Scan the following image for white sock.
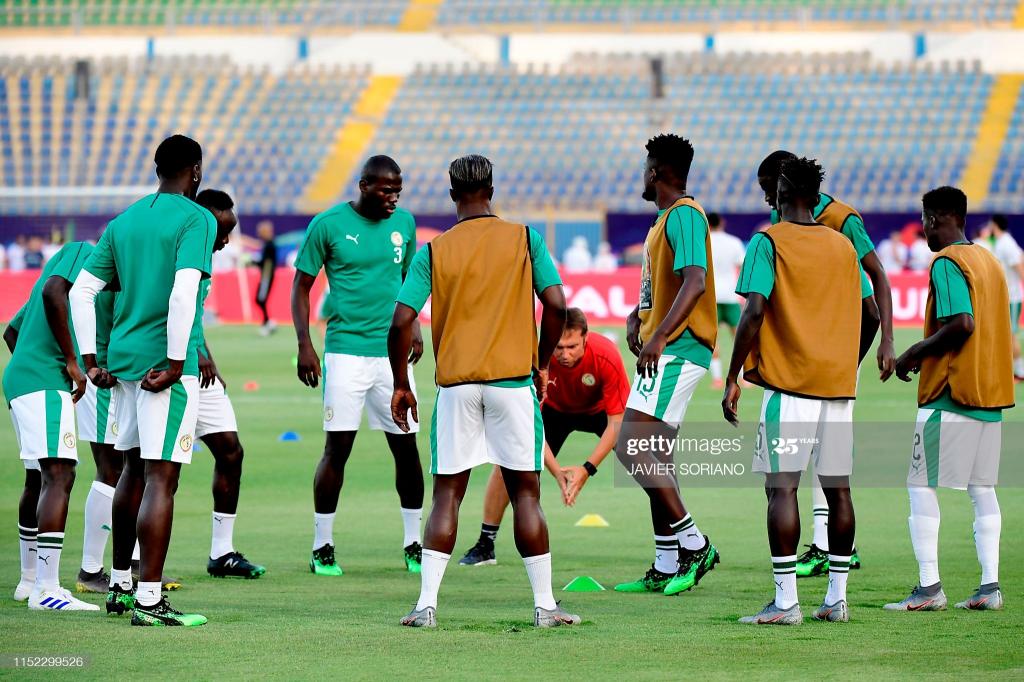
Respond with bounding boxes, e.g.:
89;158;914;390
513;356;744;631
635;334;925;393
313;512;335;551
654;535;678;574
710;358;722;381
136;581;161;607
110;567;133;590
81;481;114;573
522;552;558;610
671;514;705;551
400;507;422;548
36;532;64;591
132;540;140;562
968;485;1000;585
211;511;236;559
825;554;851;604
18;525;37;583
909;486;941;587
772;554;798;609
415;549;451;611
811;480;829;551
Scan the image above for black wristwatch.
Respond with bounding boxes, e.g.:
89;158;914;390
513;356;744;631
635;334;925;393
582;461;598;477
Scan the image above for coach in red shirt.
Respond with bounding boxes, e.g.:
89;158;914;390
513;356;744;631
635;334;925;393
457;308;630;566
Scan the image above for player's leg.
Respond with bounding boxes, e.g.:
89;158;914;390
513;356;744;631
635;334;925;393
130;377;205;626
796;471;831;577
76;443;121;593
484;383;579;627
16;465;41;601
203;430;266;579
107;447;143;614
369;355;424;571
816;475;854;621
885;408;948;611
957;420;1002;610
310;353;371;575
458;466;506;566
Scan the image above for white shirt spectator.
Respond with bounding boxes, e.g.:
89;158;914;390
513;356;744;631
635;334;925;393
562;236;593;273
994;231;1023;303
593;242;618;273
710;230;746;303
876;237;909;273
908;238;933;272
7;240;26;271
41;241;61;263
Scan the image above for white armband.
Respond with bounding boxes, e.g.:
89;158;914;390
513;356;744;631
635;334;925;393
69;270;105;357
167;268;202;361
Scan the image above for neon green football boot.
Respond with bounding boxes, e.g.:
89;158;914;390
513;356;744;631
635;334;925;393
613;566;674;593
663;537;720;596
310;544;344;576
404;542;423;573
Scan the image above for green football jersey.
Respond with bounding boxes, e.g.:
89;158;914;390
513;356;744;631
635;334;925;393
3;242;94;403
294;202;417;357
83;192;215;380
770;193;875;260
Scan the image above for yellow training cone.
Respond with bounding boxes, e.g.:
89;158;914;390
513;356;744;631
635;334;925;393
575;514;609;528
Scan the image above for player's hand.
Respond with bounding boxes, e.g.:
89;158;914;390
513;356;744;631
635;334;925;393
548;466;572;505
636;332;666;378
626;310;643;357
65;360;87;403
296;343;321;388
533;367;550;403
409;320;424;365
562;465;590;506
722;379;741;426
893;346;922;383
141;365;183;393
198;353;217;389
391;387;418;433
87;366;117;389
877;338;896;382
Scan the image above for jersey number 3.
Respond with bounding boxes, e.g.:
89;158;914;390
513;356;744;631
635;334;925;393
393;247;403;264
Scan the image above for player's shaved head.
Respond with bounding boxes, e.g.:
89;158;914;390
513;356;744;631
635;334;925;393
196;188;237;253
758;150;797;179
196;188;234;212
449;154;493;198
361;155;402;183
155;134;202;179
645;134;694;186
778;157;824;207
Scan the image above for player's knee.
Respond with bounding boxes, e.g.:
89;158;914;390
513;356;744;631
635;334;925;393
24;469;42;491
42;461;77;490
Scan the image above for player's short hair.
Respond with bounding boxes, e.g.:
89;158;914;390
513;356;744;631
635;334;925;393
361;155;402;182
154;134;202;178
778;157;825;203
195;189;234;212
757;150;797;179
645;134;694;184
707;212;722;228
922;186;967;220
449;154;493;195
564;308;588;335
991;213;1008;231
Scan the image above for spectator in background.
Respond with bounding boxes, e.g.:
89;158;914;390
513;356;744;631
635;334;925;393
593;241;619;273
973;221;994;252
707;212;746;388
255;220;278;336
0;239;6;270
907;228;932;271
877;230;909;272
23;235;45;269
41;231;62;263
562;235;593;273
990;214;1024;379
7;235;27;271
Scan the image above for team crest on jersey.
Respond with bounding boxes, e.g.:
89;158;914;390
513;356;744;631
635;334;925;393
390;231;403;246
179;434;193;452
111;422;119;436
63;432;76;449
324;406;334;422
582;373;596;386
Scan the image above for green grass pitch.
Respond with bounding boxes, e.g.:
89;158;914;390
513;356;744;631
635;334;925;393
1;325;1022;679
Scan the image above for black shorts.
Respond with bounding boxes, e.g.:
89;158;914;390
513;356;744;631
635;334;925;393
542;406;608;457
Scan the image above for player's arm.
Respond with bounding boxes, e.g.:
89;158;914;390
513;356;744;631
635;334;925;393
857;262;880;364
142;267;201;393
860;250;894;378
198;342;226;390
4;305;24;352
626;304;642;356
892;258;974;382
564;410;623;506
536;285;568;401
541;443;571;505
291;218;330;388
389;246;432;432
637;207;708;378
42;275;87;402
723;233;773;425
70;270;116;388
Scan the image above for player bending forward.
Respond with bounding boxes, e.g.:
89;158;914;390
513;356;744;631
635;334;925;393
389;154;579;628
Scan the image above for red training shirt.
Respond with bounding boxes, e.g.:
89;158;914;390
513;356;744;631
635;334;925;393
544;332;629;416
